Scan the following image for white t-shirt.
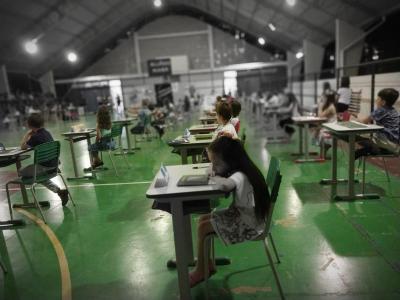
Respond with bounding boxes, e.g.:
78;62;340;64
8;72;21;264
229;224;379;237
230;117;239;127
213;123;238;139
337;88;351;105
230;172;264;234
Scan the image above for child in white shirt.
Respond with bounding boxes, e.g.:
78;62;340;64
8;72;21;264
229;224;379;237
213;101;238;139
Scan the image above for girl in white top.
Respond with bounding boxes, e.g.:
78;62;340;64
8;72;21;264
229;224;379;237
213;101;238;139
189;137;270;287
336;76;351;113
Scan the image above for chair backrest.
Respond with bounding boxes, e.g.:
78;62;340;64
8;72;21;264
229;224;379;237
110;123;123;138
349;90;362;115
34;140;60;166
264;157;282;234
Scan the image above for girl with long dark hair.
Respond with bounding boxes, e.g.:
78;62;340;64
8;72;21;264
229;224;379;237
189;136;270;287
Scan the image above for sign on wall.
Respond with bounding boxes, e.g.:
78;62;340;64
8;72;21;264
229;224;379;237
147;58;172;76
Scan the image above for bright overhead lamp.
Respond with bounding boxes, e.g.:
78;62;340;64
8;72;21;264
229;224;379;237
286;0;296;6
258;37;266;45
372;54;379;60
24;39;38;55
153;0;162;8
329;55;335;61
295;51;304;59
67;51;78;63
268;23;276;31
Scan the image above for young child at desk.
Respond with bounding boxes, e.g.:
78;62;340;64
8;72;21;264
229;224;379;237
316;91;337;156
189;136;270;287
19;114;69;205
213;101;238;139
84;106;113;171
230;100;241;134
353;88;399;159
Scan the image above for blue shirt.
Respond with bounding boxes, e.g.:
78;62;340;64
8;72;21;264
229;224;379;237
371;106;399;144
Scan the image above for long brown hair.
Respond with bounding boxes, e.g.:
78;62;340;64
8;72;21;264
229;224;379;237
208;137;270;221
97;105;111;130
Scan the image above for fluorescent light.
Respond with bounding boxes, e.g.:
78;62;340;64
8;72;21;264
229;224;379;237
153;0;162;8
286;0;296;6
295;51;304;59
24;40;38;54
372;54;379;60
67;51;78;63
268;23;276;31
258;37;266;45
329;55;335;61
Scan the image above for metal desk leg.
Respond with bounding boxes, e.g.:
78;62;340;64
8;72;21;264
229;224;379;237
15;159;28;205
68;139;79;178
181;149;188;165
291;126;304;156
334;134;379;201
295;124;324;163
320;136;354;185
86;137;96;180
348;134;355;197
171;201;191;300
124;124;137;152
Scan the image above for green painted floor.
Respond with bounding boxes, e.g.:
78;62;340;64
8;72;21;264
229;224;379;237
1;109;400;300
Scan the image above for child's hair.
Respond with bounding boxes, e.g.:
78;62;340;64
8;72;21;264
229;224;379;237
322;91;336;112
378;88;399;107
97;106;111;130
216;101;232;122
27;114;44;128
208;137;270;221
231;100;242;118
142;99;149;107
340;76;350;88
323;82;331;92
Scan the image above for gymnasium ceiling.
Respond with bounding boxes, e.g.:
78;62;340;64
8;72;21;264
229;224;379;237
0;0;399;78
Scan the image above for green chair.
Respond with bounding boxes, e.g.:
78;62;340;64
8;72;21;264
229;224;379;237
99;124;131;177
203;157;285;300
5;141;74;223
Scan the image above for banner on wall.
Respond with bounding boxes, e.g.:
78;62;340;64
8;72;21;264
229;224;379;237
147;58;171;77
155;83;173;106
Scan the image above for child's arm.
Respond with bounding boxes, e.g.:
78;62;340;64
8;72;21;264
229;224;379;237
96;126;101;141
20;130;33;149
210;175;236;192
355;114;372;124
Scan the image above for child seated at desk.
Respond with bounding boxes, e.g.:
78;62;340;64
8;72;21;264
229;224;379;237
213;101;238;139
19;114;69;205
353;88;399;159
84;106;113;171
230;100;241;134
189;137;270;287
316;91;337;156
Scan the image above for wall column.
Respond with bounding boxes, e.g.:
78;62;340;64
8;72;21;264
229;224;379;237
0;65;10;96
39;70;56;96
303;39;324;75
335;19;364;75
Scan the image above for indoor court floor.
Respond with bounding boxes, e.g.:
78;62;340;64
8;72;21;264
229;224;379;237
0;110;400;300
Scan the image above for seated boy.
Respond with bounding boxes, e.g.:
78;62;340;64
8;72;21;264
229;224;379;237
20;114;69;206
354;88;399;160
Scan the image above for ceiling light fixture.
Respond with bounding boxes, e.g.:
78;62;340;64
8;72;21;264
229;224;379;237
24;39;38;55
268;23;276;31
286;0;296;7
258;37;266;45
153;0;162;8
295;51;304;59
67;51;78;63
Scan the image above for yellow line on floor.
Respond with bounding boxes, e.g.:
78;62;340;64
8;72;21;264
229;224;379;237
0;180;152;191
15;208;72;300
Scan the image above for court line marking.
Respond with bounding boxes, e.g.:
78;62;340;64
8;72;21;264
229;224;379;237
15;208;72;300
0;181;152;191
